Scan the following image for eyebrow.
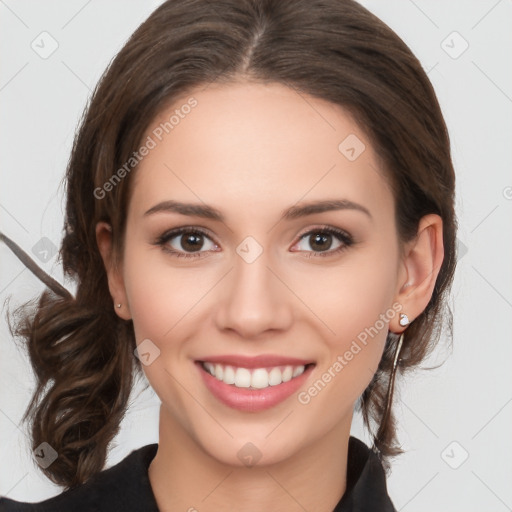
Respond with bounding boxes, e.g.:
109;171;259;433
144;198;372;222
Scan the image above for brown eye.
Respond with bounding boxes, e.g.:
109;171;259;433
156;227;218;259
293;227;354;257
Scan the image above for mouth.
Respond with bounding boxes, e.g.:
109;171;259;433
198;360;316;390
194;356;316;412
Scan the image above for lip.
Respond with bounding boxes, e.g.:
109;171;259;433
196;354;315;369
195;360;315;412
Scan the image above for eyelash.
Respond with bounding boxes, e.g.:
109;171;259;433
154;226;354;259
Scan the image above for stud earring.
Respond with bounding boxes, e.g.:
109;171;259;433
116;303;122;308
399;313;410;327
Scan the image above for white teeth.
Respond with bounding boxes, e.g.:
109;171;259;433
234;367;251;388
202;362;308;389
223;365;236;384
282;366;293;382
251;368;269;389
293;365;305;378
268;367;282;386
214;364;223;380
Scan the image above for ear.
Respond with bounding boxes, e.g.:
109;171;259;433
392;214;444;333
95;221;132;320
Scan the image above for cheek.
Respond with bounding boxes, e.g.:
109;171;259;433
297;250;397;345
297;248;398;398
122;246;203;415
123;244;203;342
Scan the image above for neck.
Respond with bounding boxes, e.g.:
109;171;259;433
148;405;351;512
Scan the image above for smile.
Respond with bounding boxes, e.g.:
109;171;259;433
195;356;316;412
201;361;311;389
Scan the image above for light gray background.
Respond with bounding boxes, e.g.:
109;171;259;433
1;1;511;510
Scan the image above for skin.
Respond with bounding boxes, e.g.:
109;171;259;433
96;80;444;512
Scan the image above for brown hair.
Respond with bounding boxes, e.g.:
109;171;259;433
3;0;456;489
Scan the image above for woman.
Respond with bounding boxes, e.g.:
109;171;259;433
0;0;456;510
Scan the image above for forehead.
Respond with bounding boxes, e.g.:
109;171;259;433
129;80;393;221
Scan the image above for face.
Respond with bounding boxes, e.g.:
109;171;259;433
112;81;406;467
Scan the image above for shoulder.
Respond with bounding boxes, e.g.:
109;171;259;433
0;444;159;512
334;436;397;512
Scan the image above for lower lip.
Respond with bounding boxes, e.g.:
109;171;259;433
196;362;315;412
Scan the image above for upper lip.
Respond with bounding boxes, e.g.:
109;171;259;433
196;354;315;369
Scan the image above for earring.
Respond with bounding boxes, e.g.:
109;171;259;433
373;325;407;455
116;303;122;308
399;313;410;326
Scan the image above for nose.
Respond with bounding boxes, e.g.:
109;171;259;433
214;245;293;340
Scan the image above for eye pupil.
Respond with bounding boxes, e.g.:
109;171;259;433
310;233;332;251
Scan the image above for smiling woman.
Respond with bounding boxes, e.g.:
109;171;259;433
0;0;456;511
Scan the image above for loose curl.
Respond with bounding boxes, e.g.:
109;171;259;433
3;0;457;488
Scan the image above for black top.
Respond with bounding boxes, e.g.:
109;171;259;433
0;436;396;511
